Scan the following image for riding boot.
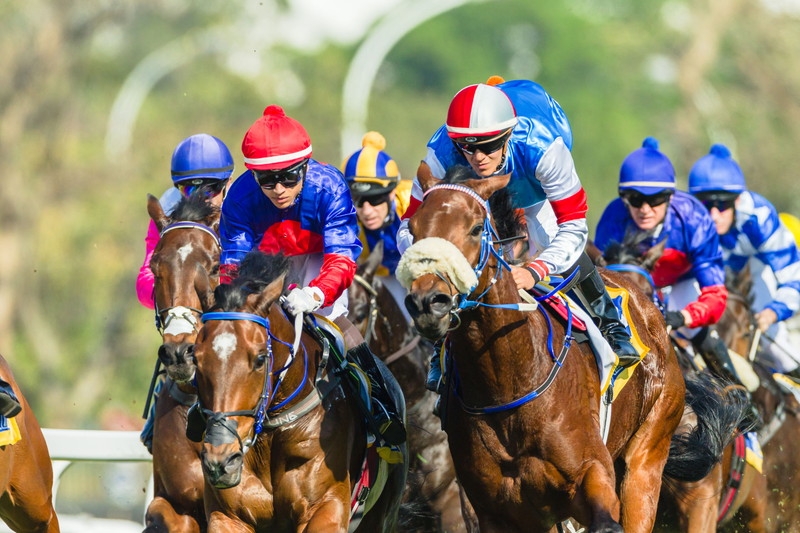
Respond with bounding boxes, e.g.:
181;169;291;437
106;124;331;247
426;342;444;393
694;328;760;432
139;375;164;454
347;343;407;446
574;268;640;367
0;378;21;418
784;366;800;384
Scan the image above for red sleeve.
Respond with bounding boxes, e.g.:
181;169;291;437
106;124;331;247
683;284;728;328
550;188;588;224
402;196;421;220
308;253;357;307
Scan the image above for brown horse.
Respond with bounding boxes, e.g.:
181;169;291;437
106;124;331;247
349;241;475;533
0;356;59;532
190;250;407;532
718;267;800;532
600;237;768;532
144;193;221;532
398;170;741;533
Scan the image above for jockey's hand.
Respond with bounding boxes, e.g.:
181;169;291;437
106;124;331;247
512;261;548;291
755;308;778;332
665;310;686;329
283;286;324;316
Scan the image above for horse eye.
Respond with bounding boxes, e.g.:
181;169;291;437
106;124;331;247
254;353;269;370
470;224;483;237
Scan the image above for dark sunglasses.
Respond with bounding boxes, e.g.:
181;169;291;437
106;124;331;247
453;134;509;156
621;190;673;208
176;178;227;198
252;160;307;190
354;193;390;208
699;198;736;212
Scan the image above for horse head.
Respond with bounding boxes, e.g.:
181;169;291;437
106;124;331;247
148;193;220;383
601;233;666;300
349;240;384;342
718;264;756;358
398;167;510;341
192;251;295;489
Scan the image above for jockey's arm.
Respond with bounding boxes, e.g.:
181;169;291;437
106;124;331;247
396;161;432;254
751;208;800;323
135;219;160;309
218;201;257;284
523;137;588;279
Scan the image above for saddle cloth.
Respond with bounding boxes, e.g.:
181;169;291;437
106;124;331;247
535;284;650;400
0;414;21;446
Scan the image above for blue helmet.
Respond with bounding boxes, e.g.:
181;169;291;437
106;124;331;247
170;134;234;184
688;144;746;195
618;137;676;195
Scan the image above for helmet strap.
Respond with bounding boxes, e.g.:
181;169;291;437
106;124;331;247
495;142;510;173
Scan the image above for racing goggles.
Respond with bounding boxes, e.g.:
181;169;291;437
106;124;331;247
621;190;673;209
695;192;738;212
176;178;226;198
354;192;391;208
252;160;307;190
453;132;510;156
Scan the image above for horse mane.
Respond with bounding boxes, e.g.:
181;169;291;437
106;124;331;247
169;192;219;223
213;251;290;311
441;165;525;240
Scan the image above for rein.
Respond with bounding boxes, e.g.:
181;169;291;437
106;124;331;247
605;263;663;311
193;310;319;452
352;274;379;344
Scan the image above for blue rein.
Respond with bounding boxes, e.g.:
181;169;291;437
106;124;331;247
605;263;664;311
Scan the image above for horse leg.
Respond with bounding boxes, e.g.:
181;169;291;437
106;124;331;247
207;511;254;533
145;496;201;533
302;498;349;533
575;461;623;533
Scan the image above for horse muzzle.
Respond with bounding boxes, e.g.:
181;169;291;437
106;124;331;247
405;290;454;341
201;447;243;488
158;341;196;383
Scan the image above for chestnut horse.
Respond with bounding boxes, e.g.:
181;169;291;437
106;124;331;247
600;237;768;532
190;250;407;532
399;170;743;533
144;193;221;532
350;241;476;533
0;355;59;532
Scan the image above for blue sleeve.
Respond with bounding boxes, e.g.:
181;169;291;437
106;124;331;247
688;211;726;288
322;184;363;261
220;197;257;268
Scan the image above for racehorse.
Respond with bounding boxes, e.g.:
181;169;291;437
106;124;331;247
143;193;221;532
719;267;800;532
190;250;407;532
600;236;769;532
350;241;475;532
0;356;59;532
398;169;742;533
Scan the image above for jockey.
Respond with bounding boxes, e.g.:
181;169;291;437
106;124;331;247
398;77;638;392
136;133;234;309
342;131;412;320
688;144;800;379
137;133;234;451
219;105;406;445
594;137;745;388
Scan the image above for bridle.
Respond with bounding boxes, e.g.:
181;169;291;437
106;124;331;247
352;274;379;345
153;221;221;337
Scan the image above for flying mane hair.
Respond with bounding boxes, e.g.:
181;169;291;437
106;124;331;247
169;192;219;222
213;251;290;312
441;165;525;241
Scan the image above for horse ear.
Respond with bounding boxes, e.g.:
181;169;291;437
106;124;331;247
416;162;438;193
470;173;511;201
360;240;384;279
585;239;606;267
641;239;666;271
735;262;753;298
148;194;169;232
250;274;288;317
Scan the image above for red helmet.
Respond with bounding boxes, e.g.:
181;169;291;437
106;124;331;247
446;84;518;140
242;105;312;170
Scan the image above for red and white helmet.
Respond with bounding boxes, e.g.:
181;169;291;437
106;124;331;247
242;105;312;170
446;83;518;140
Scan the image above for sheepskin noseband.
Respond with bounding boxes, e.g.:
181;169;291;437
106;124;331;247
396;237;478;294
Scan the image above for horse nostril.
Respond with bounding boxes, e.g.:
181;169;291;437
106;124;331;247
427;293;453;318
405;294;421;318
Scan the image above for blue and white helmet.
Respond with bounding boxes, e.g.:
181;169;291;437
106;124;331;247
170;134;234;184
688;144;746;195
618;137;676;195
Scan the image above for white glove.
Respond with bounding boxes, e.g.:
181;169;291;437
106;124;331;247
283;286;324;316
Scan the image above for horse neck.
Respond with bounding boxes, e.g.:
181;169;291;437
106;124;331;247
448;261;550;405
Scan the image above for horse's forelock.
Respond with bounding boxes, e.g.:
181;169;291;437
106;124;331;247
170;194;219;223
213;251;290;312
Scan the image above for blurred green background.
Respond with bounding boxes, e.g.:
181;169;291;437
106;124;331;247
2;0;800;433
